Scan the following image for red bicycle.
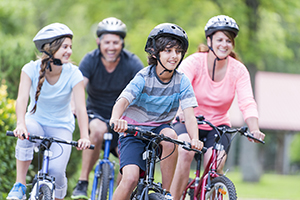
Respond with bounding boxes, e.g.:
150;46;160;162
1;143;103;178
181;115;265;200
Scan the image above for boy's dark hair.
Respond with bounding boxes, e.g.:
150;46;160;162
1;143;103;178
147;36;184;65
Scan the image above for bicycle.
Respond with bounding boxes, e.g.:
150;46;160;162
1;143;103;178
90;131;116;200
6;131;94;200
180;115;265;200
120;125;207;200
82;111;118;200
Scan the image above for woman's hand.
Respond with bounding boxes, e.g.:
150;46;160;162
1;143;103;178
191;138;204;150
14;125;28;140
251;130;265;143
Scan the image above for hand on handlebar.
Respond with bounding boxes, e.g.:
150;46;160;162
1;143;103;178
76;138;91;150
110;118;128;133
14;125;29;140
190;138;204;151
249;130;265;143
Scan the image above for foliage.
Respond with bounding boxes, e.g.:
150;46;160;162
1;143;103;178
0;83;17;198
290;133;300;165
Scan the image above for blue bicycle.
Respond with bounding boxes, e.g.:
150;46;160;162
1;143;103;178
6;131;94;200
90;132;115;200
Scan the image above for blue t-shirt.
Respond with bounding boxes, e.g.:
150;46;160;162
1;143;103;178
79;49;144;119
23;60;83;132
118;65;198;126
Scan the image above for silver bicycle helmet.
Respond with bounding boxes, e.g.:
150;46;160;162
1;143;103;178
205;15;239;38
96;17;127;38
145;23;189;54
33;23;73;52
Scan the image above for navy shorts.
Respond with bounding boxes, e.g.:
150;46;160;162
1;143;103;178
118;124;171;174
173;122;231;154
87;110;119;157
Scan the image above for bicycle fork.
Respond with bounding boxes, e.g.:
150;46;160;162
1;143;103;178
91;133;115;200
30;149;55;200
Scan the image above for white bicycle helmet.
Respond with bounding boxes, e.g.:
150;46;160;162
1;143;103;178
205;15;239;38
96;17;127;38
33;23;73;52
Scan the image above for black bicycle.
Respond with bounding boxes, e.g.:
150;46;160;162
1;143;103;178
6;131;94;200
120;125;207;200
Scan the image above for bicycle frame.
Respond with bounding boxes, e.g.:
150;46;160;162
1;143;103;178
91;132;115;200
122;125;206;200
181;115;265;200
134;136;166;199
30;140;56;200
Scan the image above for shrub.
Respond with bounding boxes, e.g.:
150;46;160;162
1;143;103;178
0;83;17;198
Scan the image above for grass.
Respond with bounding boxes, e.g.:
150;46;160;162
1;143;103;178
153;166;300;200
227;171;300;200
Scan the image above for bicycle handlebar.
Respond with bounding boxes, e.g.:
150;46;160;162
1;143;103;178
120;125;207;154
6;131;95;149
195;115;265;144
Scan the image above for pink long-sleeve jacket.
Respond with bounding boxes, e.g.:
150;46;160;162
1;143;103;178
178;52;258;130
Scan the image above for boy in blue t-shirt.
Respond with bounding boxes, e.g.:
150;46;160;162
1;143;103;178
110;23;204;200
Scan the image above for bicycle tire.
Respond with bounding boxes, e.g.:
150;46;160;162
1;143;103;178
148;192;167;200
96;162;111;200
30;183;52;200
205;176;237;200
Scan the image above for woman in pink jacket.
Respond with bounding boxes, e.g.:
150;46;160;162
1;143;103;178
170;15;265;200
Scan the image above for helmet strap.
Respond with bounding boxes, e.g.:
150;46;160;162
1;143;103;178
157;56;173;75
208;37;227;81
152;39;184;76
42;51;63;72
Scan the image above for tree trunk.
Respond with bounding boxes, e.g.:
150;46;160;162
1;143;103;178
239;0;262;182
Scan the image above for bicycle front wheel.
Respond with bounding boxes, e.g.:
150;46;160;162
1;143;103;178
30;183;52;200
96;162;111;200
205;176;237;200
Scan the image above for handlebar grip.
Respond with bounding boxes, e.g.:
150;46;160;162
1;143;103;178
6;131;15;137
72;141;95;149
244;132;265;144
201;147;208;154
252;137;265;144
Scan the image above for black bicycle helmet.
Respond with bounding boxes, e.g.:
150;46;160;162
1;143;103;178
205;15;239;38
145;23;189;55
33;23;73;52
96;17;127;39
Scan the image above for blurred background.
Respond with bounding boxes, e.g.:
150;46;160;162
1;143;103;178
1;0;300;199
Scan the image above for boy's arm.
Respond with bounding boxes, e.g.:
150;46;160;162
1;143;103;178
183;107;203;150
110;97;130;133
